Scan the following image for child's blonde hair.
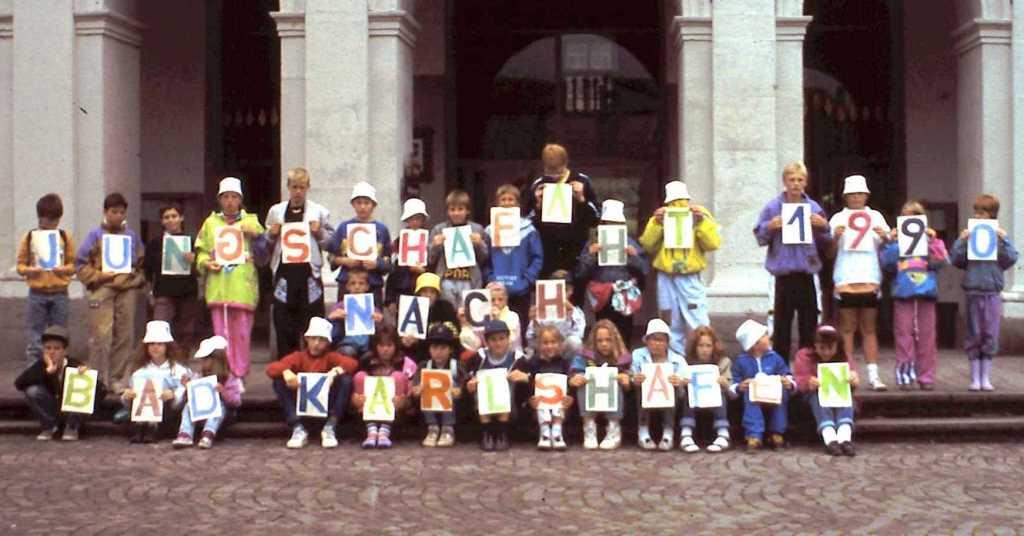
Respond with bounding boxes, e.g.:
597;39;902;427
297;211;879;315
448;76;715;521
286;166;310;186
495;184;520;203
584;319;628;363
541;144;569;170
534;324;565;353
445;189;471;211
485;281;507;298
781;161;808;180
901;200;926;216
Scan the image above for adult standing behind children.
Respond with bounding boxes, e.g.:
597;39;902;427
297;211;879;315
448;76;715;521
262;167;334;358
194;177;266;381
753;161;831;363
75;192;146;393
522;144;600;280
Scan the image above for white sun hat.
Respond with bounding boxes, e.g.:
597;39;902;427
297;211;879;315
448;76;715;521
664;181;691;203
644;318;672;340
218;177;243;197
304;316;333;342
400;198;428;221
600;199;626;223
194;335;228;359
736;319;769;353
842;175;870;195
350;181;378;204
142;321;174;344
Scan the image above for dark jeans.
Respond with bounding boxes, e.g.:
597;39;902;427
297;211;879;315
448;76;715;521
26;290;69;366
807;391;854;432
272;296;326;359
272;375;353;428
423;411;456;427
24;384;81;431
678;390;729;431
773;273;818;363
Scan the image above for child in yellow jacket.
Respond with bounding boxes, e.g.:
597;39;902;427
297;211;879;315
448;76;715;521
639;181;721;356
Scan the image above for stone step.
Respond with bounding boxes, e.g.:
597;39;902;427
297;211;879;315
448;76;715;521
855;416;1024;435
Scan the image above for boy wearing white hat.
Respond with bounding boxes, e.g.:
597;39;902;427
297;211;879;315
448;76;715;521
384;197;431;314
629;318;688;450
639;181;721;356
326;180;393;305
829;175;891;391
194;177;266;380
484;184;544;327
730;319;795;451
262;167;335;358
266;317;359;448
575;199;650;343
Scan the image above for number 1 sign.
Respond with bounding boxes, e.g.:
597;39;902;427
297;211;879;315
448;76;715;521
968;219;999;261
781;203;812;245
897;216;928;258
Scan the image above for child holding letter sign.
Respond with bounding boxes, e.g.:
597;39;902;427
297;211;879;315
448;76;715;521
575;199;650;344
829;175;890;391
172;336;243;450
143;202;201;352
794;325;859;456
569;320;631;450
411;324;464;447
731;320;795;452
328;269;385;358
630;319;688;451
16;194;76;366
465;320;529;451
351;328;416;449
880;201;949;390
15;326;105;441
266;317;358;449
678;326;734;453
75;193;146;393
195;177;266;380
526;270;586;355
485;184;544;326
639;181;721;356
120;321;190;444
385;198;431;315
951;194;1019;391
522;325;575;450
427;189;491;308
326;181;392;304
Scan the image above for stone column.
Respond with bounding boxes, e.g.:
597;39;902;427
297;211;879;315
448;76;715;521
368;1;419;231
775;2;811;167
0;8;13;279
1010;0;1024;298
672;1;713;203
270;3;305;192
706;0;779;315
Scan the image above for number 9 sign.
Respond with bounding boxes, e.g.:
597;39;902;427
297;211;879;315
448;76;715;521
843;211;875;252
968;219;999;261
897;216;928;257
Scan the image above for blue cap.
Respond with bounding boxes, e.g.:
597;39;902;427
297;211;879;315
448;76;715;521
483;320;510;337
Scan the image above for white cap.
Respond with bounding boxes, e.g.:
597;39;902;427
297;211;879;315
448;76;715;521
400;198;428;221
644;318;672;340
601;200;626;223
218;177;243;197
842;175;870;195
350;181;378;204
735;319;769;352
664;181;690;203
304;316;333;342
194;336;228;359
142;321;174;344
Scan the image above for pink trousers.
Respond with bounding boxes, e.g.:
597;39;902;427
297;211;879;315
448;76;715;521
209;304;254;378
893;299;937;386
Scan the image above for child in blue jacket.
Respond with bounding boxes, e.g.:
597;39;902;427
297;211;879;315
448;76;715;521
731;319;795;451
485;184;543;327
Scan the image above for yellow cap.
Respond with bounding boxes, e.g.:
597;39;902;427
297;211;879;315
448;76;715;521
415;272;441;294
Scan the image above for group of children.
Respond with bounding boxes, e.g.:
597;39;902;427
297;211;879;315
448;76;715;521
11;147;1019;455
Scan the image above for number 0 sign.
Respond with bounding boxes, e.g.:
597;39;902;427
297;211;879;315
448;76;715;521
968;219;999;261
897;216;928;258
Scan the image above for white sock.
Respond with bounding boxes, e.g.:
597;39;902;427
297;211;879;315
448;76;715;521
836;424;852;443
681;426;694;437
539;423;551;439
638;424;651;441
717;427;730;438
551;422;562;438
867;363;879;381
821;426;837;445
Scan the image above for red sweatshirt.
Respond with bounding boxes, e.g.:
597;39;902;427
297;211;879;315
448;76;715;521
266;350;359;378
792;347;855;393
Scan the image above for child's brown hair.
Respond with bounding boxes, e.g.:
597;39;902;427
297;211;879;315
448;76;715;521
158;202;184;219
973;194;1000;218
495;184;520;203
685;325;725;363
104;193;128;211
36;194;64;220
200;350;232;383
445;189;472;211
584;319;628;364
130;341;185;373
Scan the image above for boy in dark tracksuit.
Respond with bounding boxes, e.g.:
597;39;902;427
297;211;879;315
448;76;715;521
464;321;528;451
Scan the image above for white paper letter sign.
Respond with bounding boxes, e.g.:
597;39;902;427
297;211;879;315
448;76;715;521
443;225;477;268
397;295;430;339
584;366;619;413
534;373;567;410
663;208;694;249
535;280;567;321
781;203;813;245
296;372;331;417
346;223;378;261
102;234;133;274
61;368;98;414
187;375;224;422
490;207;521;247
476;368;511;415
31;230;62;270
897;216;928;258
214;225;247;265
161;235;192;275
462;289;492;327
420;370;453;412
130;378;164;423
398;229;429;267
817;363;853;408
968;219;999;261
842;211;875;252
541;183;573;224
344;293;375;336
598;225;627;266
687;364;723;408
281;222;312;264
363;376;396;422
641;363;676;409
748;374;783;405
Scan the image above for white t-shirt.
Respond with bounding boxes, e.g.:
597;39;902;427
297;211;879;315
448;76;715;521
829;207;890;290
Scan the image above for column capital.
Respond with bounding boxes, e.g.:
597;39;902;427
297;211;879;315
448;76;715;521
672;16;712;51
73;9;144;47
368;9;420;48
0;13;11;38
952;18;1011;56
271;11;305;39
776;16;812;42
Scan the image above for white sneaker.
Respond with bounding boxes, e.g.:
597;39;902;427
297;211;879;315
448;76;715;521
286;426;308;449
706;435;731;453
869;377;888;391
582;419;598;450
658;435;674;451
599;421;621;450
321;425;338;449
36;428;56;441
551;435;567;450
679;435;699;453
61;428;79;442
537;434;552;450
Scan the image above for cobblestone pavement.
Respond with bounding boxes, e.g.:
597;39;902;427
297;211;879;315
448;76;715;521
2;436;1022;535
